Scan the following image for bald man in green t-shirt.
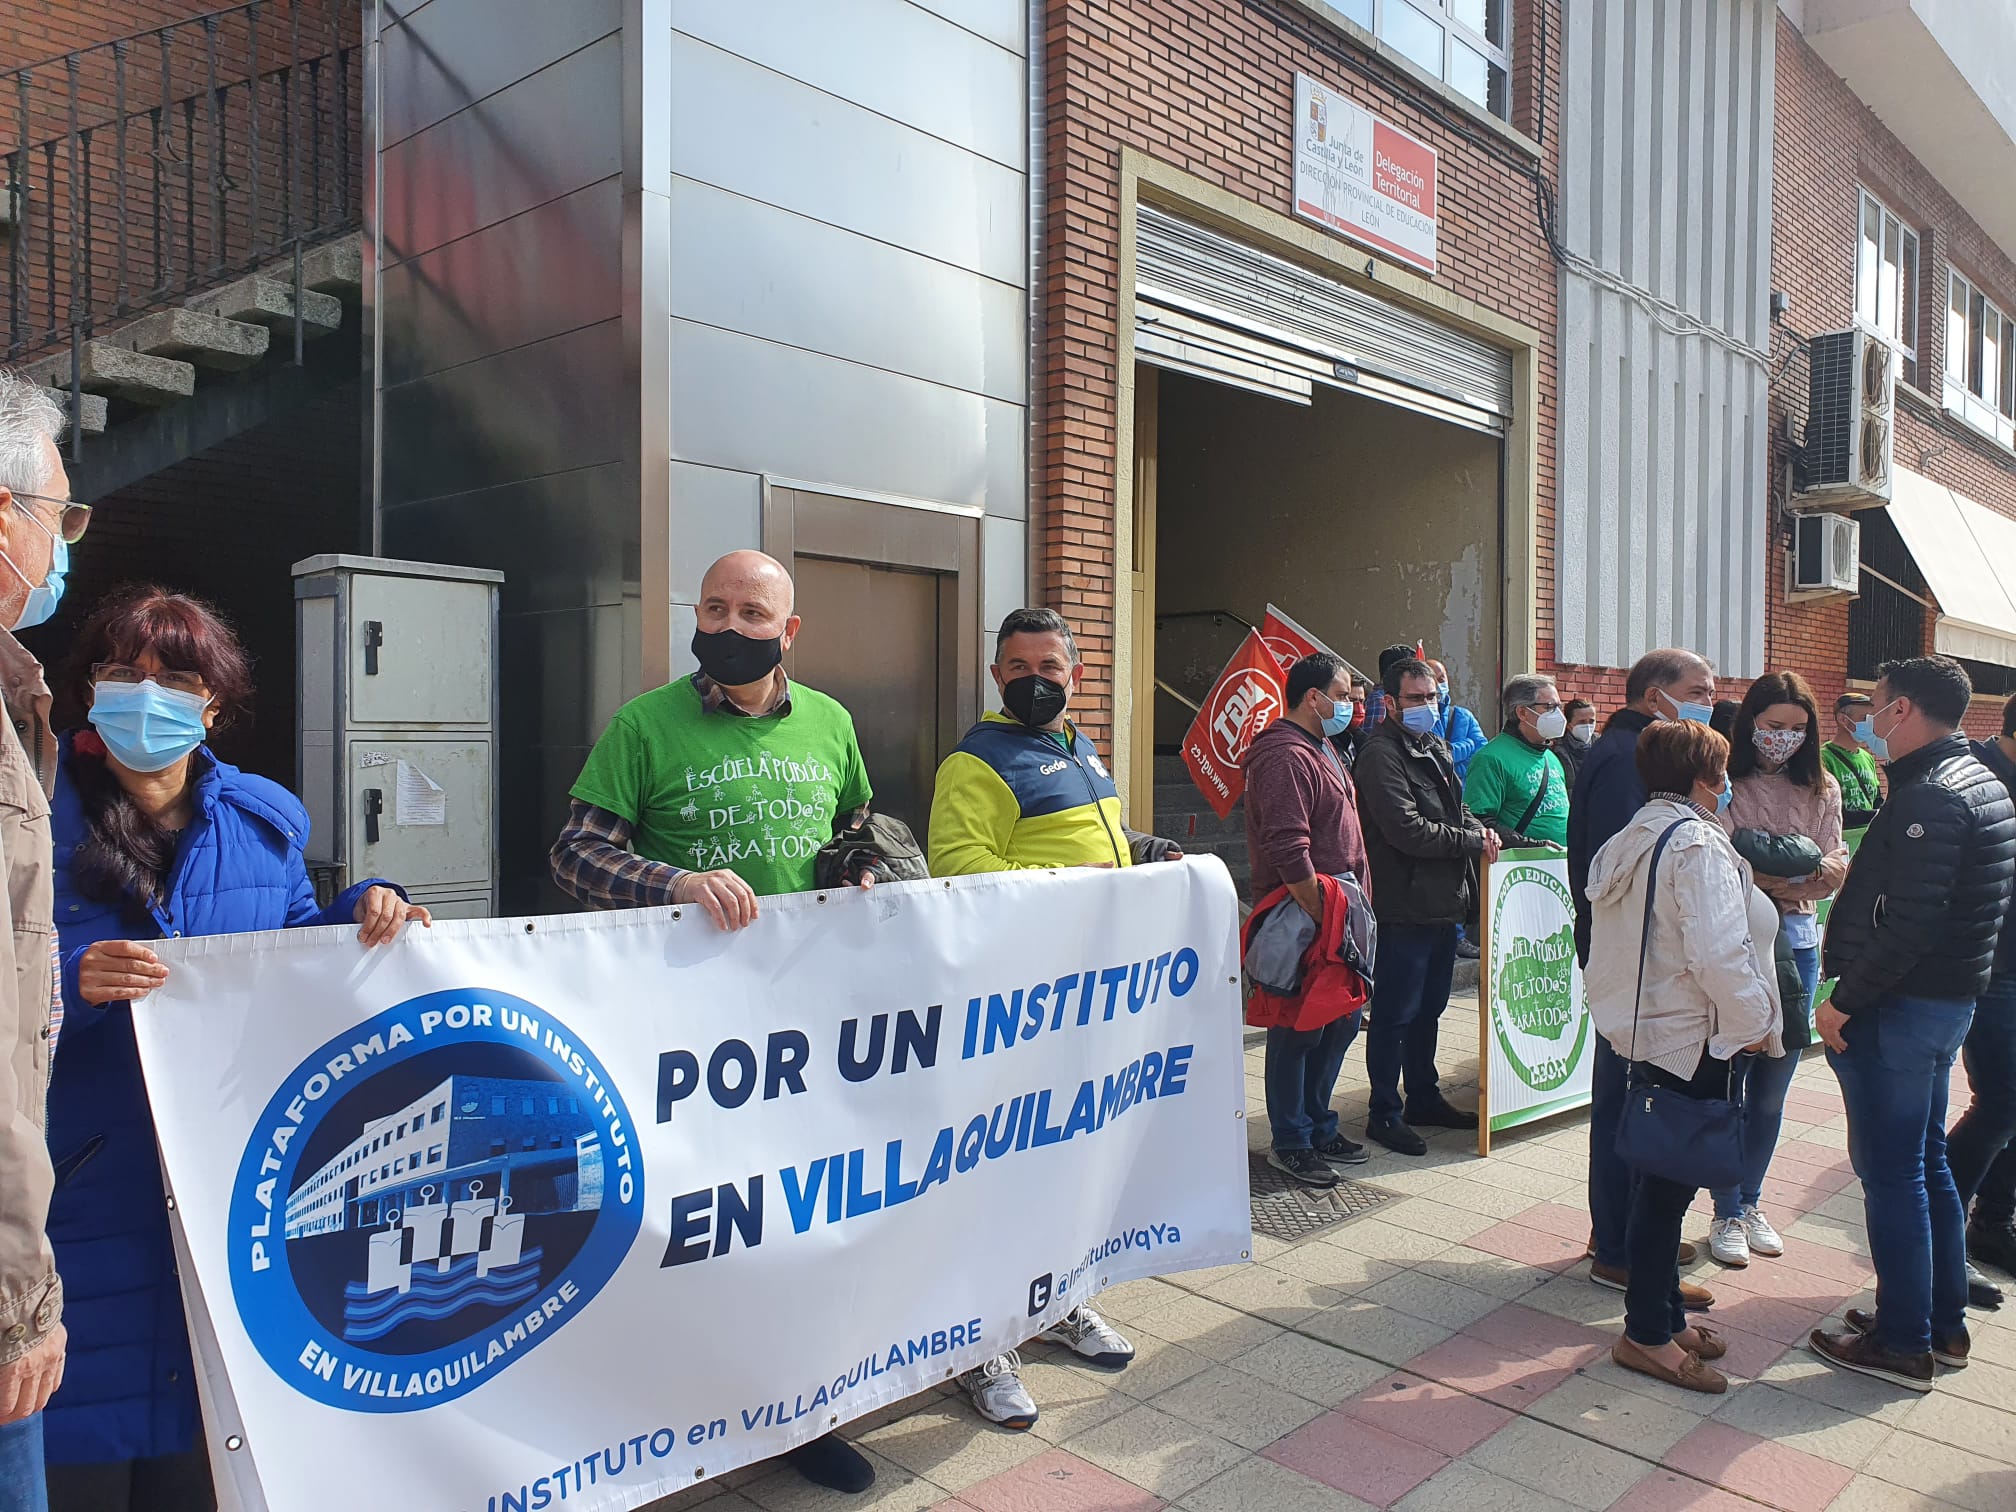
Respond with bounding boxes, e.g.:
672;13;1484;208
548;549;877;1492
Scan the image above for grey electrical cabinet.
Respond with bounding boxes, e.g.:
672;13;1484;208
293;555;504;920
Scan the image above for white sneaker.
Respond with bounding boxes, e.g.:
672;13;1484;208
1709;1216;1751;1268
959;1351;1037;1430
1043;1305;1135;1368
1740;1205;1784;1258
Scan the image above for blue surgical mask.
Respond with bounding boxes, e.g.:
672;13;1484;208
1401;703;1439;735
89;678;212;773
2;535;65;632
1716;775;1734;814
1436;681;1451;709
1658;688;1714;725
1855;699;1898;763
1320;697;1353;737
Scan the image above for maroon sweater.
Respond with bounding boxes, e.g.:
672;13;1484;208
1244;718;1372;901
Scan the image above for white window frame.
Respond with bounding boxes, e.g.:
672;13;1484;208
1854;189;1918;373
1347;0;1513;121
1945;267;2016;451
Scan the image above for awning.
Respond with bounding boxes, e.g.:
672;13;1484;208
1884;468;2016;668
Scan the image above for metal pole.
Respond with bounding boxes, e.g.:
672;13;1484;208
158;29;174;285
114;40;130;314
9;73;28;359
64;55;81;349
203;15;221;276
246;2;263;256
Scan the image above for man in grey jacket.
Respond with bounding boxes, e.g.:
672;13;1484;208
0;372;78;1508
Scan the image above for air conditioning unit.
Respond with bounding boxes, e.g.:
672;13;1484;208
1787;511;1861;600
1797;326;1895;508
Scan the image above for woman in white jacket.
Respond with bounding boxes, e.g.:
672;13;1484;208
1585;721;1784;1393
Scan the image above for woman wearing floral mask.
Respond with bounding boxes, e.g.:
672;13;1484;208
1706;670;1849;1270
39;587;428;1512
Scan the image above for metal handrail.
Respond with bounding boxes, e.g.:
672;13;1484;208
1154;608;1257;633
3;0;358;452
1153;676;1203;715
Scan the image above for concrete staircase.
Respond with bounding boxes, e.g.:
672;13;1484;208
1153;751;1254;902
27;233;359;442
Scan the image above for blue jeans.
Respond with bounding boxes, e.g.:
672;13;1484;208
1589;1034;1632;1267
1827;994;1975;1355
1265;1015;1360;1151
1365;923;1459;1123
0;1414;47;1512
1948;979;2016;1226
1712;945;1818;1218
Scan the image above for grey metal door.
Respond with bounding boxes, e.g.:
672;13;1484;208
765;486;980;847
791;558;945;839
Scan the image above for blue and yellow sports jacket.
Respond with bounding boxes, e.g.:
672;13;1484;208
929;712;1133;875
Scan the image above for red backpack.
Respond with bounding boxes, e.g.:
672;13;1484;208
1241;873;1372;1032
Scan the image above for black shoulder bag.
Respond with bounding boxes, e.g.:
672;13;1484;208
1613;816;1748;1191
1510;760;1554;839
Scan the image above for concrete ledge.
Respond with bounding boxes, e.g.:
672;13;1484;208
185;276;342;336
114;308;271;371
257;233;362;294
28;342;195;405
46;386;107;436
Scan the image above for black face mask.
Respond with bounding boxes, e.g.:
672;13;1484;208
691;627;783;687
1002;674;1069;729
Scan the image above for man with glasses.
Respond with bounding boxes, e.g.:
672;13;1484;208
0;370;90;1512
1353;656;1499;1154
1464;675;1572;852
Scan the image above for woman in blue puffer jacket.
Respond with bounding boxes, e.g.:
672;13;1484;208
41;586;429;1512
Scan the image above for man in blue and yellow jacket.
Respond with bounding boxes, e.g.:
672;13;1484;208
926;607;1179;1432
931;607;1179;876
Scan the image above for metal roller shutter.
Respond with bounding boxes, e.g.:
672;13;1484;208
1134;206;1512;434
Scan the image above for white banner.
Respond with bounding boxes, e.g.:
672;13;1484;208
1478;849;1595;1144
132;861;1251;1512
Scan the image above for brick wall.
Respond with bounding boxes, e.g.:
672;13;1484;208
1769;13;2016;726
18;381;363;785
1037;0;1562;746
7;0;359;365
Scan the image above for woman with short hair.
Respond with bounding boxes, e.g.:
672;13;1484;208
1585;721;1783;1393
1708;672;1848;1267
40;587;428;1512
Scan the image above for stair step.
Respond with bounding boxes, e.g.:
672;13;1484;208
256;234;361;294
45;386;107;436
28;342;194;405
185;275;342;336
110;307;270;371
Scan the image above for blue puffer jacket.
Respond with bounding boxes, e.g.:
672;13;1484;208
44;738;391;1465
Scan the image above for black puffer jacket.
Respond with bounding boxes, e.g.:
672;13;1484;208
1352;717;1487;927
1823;733;2016;1013
1977;736;2016;982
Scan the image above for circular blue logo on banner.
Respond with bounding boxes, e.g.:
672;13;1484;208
230;990;644;1411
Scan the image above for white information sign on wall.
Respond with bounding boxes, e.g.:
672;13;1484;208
134;862;1251;1512
1293;73;1440;275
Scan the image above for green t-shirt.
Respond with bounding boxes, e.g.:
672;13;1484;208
570;676;872;897
1823;741;1882;813
1462;730;1569;847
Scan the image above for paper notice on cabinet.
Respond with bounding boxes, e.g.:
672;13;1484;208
395;760;446;826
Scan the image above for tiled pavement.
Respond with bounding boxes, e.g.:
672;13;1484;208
650;994;2016;1512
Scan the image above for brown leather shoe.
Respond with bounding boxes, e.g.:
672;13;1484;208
1612;1336;1728;1394
1809;1328;1934;1391
1677;1240;1700;1265
1677;1323;1728;1361
1589;1262;1716;1311
1842;1309;1968;1369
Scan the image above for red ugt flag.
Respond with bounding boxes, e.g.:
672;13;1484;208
1181;630;1286;820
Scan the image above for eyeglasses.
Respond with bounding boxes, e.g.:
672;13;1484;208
93;662;209;697
11;491;90;544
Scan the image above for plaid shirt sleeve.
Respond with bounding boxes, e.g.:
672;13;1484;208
46;936;63;1061
549;800;687;910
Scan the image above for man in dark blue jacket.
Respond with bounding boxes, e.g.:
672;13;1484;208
1567;648;1719;1301
1948;694;2016;1282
